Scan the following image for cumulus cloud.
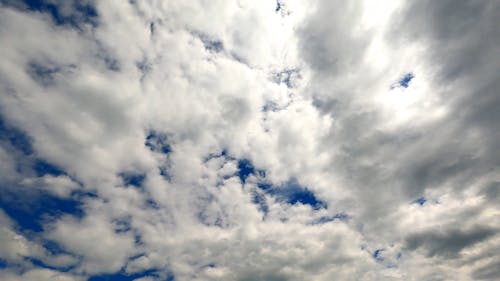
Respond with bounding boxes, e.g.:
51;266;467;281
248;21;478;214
0;0;498;280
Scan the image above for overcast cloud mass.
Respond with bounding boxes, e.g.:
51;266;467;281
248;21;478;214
0;0;499;280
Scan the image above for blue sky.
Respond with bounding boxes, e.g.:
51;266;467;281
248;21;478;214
0;1;499;280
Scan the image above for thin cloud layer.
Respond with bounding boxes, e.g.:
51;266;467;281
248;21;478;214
0;1;499;280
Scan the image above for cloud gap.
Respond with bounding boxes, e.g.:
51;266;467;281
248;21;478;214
237;159;254;184
145;131;171;155
0;189;85;232
27;257;76;273
257;179;327;210
88;269;171;281
33;159;66;177
26;61;64;87
392;72;415;89
310;213;350;225
251;189;269;217
42;240;73;256
7;0;98;28
411;197;427;206
236;158;266;184
373;249;384;262
120;172;146;188
0;115;33;155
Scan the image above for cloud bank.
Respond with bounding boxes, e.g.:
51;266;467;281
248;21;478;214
0;0;499;280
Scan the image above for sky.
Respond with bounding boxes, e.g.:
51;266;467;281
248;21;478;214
0;0;499;280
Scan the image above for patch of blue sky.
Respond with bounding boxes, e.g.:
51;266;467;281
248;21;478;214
411;197;427;206
204;149;231;162
87;269;174;281
145;131;171;155
390;72;415;89
237;159;255;183
113;217;133;234
33;159;66;177
27;257;76;272
257;179;327;210
285;187;326;210
0;115;33;155
310;213;350;225
18;0;98;28
119;172;146;188
42;240;71;256
0;190;84;232
159;166;172;182
251;190;269;216
236;159;326;212
0;114;72;179
26;61;63;87
399;73;415;88
145;198;160;210
237;158;266;184
373;249;384;262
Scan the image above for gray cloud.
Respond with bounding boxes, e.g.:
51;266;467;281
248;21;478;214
472;260;500;280
298;1;367;75
405;227;497;258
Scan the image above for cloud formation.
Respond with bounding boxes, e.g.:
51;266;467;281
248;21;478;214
0;0;499;280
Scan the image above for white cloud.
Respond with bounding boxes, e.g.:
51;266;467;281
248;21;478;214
0;0;498;280
0;268;84;281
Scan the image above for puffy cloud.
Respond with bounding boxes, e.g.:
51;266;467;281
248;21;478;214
0;0;498;280
0;268;84;281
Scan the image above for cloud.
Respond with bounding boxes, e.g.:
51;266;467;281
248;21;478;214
405;226;497;258
0;0;498;280
0;268;84;281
